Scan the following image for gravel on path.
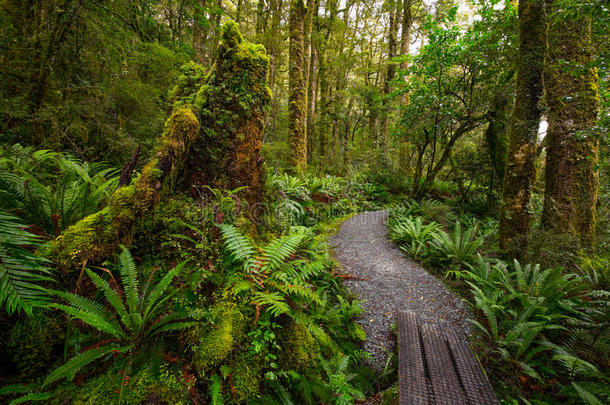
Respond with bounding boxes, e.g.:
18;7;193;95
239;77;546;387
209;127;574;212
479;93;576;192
330;210;472;370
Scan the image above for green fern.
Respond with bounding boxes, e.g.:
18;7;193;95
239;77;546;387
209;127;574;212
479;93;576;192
0;144;119;237
209;374;224;405
0;211;53;315
220;225;324;319
44;247;195;403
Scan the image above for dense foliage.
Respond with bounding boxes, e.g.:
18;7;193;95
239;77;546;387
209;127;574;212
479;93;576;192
0;0;607;404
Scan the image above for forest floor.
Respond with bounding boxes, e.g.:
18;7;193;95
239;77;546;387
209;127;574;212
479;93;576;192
331;210;473;370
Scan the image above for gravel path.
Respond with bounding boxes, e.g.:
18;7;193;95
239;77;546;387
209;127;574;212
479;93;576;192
330;210;472;369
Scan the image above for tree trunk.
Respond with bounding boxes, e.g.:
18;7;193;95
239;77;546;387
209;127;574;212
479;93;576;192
50;22;271;269
485;92;510;183
303;0;315;136
379;0;399;159
399;0;412;104
541;1;600;247
288;0;308;171
499;0;546;259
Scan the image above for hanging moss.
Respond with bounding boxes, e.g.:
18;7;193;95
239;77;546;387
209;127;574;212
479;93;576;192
48;107;200;268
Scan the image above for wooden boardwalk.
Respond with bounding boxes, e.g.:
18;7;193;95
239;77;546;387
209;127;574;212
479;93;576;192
397;311;498;405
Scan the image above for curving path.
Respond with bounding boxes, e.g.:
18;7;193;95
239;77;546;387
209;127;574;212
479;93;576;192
330;210;472;369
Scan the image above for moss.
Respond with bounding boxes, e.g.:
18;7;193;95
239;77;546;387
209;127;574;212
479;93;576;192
278;321;320;371
50;362;192;405
381;383;399;405
6;312;65;382
48;108;200;269
169;61;208;109
186;20;271;207
541;2;600;248
231;354;262;403
288;0;308;172
191;301;246;377
51;206;115;267
499;0;546;259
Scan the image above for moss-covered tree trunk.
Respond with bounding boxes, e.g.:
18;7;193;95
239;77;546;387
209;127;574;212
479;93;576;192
50;22;271;269
50;108;200;268
379;0;399;158
399;0;412;105
541;1;600;247
499;0;546;259
485;92;510;183
288;0;308;171
306;0;319;163
189;22;271;207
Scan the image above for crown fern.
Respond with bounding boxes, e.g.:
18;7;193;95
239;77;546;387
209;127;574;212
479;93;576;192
43;247;195;403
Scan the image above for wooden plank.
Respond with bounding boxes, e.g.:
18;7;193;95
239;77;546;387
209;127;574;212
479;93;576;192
398;311;429;405
445;328;499;405
420;323;467;405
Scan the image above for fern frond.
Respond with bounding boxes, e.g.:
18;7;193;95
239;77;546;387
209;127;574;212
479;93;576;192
210;374;224;405
0;211;53;315
9;392;55;405
143;260;186;318
86;270;132;332
118;246;140;327
43;344;128;387
253;292;291;317
219;224;256;263
50;304;125;340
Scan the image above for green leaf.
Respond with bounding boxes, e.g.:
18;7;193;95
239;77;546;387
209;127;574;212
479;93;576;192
43;345;128;387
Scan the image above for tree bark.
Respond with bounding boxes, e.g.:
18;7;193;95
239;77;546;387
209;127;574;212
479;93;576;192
541;0;600;247
399;0;412;103
499;0;546;259
379;0;399;158
288;0;308;171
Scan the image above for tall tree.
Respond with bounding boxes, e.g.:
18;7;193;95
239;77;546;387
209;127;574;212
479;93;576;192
499;0;546;258
288;0;307;171
379;0;399;155
541;0;600;247
306;0;320;162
